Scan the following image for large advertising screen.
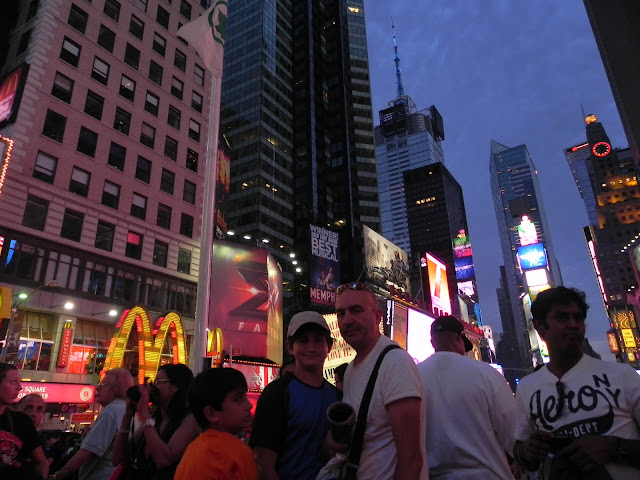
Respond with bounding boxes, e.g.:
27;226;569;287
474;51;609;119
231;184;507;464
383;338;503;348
214;133;231;239
454;256;475;281
322;313;356;383
517;243;548;270
385;300;408;350
524;268;548;287
421;253;451;316
406;308;436;363
209;241;283;363
0;64;29;126
310;225;340;306
363;226;410;293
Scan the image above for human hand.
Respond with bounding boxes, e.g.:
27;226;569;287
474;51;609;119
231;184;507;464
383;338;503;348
520;430;555;464
137;383;151;420
509;460;523;479
558;435;616;471
322;430;349;459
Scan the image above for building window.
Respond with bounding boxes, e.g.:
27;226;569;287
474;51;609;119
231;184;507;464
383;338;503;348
135;156;152;183
133;0;148;13
95;220;115;251
160;168;175;194
119;75;136;101
177;23;187;45
149;60;163;85
61;209;84;242
60;37;81;67
69;167;91;197
170;78;184;101
129;14;144;39
191;91;203;113
27;0;40;20
42;110;66;142
157;203;172;229
180;213;193;237
107;142;126;171
186;148;198;172
13;312;55;370
156;6;170;29
177;248;191;274
164;136;178;161
174;49;187;71
51;72;74;103
97;25;116;52
144;91;159;116
68;5;89;33
16;30;32;56
152;33;166;56
188;119;200;142
124;43;140;69
179;0;191;19
91;57;110;85
77;127;98;157
125;231;143;259
84;90;105;120
33;151;57;184
140;123;155;148
102;180;120;209
168;106;181;129
153;240;169;267
103;0;121;22
194;64;204;86
22;195;49;230
183;180;196;204
130;193;147;219
113;108;131;135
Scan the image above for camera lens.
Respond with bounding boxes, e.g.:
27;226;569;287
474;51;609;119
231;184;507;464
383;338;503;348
126;385;141;403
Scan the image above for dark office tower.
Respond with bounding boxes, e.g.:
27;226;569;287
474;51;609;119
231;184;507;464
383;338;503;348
221;1;379;311
490;141;563;366
583;1;640;167
403;162;481;324
565;141;598;226
496;266;520;391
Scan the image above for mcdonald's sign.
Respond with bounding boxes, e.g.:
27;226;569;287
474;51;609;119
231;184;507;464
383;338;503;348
206;327;224;366
0;64;29;126
101;306;187;384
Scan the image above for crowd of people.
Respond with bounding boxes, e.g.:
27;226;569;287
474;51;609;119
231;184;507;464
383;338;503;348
1;285;639;479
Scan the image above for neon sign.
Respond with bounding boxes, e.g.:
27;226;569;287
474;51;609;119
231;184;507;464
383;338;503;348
102;306;187;383
517;243;547;270
517;216;538;246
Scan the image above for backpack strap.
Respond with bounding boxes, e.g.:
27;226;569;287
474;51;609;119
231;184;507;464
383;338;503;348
345;344;401;477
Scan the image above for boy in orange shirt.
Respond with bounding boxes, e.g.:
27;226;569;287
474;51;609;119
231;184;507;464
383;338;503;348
175;368;257;480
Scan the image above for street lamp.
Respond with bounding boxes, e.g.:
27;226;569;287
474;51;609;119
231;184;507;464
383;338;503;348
0;281;57;363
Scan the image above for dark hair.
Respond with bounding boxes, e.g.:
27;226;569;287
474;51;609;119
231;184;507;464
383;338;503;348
289;323;333;348
156;363;193;427
0;362;17;383
279;358;295;377
188;368;247;430
531;287;589;327
334;363;348;382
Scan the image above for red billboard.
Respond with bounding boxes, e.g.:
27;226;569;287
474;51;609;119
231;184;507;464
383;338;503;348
0;64;29;126
209;241;283;363
421;253;451;316
18;383;95;404
57;321;74;367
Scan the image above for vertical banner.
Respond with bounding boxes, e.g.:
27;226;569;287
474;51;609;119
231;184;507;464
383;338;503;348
57;321;74;367
214;133;231;239
310;225;340;306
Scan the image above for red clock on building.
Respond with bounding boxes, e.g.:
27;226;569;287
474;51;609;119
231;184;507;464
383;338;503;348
592;141;611;157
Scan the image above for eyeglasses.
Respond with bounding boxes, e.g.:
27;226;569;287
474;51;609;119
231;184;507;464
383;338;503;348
336;282;374;295
556;381;567;416
152;379;171;385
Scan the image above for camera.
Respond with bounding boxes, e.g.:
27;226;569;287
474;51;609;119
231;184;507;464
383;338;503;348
126;384;159;405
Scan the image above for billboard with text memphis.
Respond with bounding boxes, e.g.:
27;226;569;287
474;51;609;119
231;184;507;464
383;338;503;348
310;225;340;306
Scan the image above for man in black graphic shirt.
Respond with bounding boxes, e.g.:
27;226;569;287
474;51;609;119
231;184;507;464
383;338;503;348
514;287;640;478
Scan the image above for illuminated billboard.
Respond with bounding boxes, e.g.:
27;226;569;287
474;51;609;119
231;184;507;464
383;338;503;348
454;256;475;281
457;281;474;297
517;243;547;270
518;215;538;246
0;64;29;126
323;313;357;384
214;134;231;239
363;225;410;293
310;225;340;306
406;308;436;363
421;253;451;316
385;300;408;350
524;268;549;287
453;230;472;258
209;241;283;363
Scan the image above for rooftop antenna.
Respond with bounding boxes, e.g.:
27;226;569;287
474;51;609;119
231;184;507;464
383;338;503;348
392;19;404;99
580;104;586;119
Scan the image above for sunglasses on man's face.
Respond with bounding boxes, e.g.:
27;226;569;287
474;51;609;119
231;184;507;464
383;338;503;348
336;282;374;295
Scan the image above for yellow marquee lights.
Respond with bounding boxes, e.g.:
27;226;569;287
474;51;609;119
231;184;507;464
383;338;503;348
102;306;187;383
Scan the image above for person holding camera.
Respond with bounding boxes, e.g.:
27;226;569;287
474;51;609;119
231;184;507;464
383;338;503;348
112;363;200;480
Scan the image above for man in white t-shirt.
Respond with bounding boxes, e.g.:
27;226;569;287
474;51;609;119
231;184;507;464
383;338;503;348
418;315;516;479
514;286;640;479
333;282;426;480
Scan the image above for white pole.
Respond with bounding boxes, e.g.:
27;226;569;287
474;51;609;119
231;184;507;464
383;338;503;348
193;74;222;373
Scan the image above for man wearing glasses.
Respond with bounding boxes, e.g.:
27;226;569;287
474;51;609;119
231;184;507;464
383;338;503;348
333;282;426;480
52;368;134;480
514;287;640;478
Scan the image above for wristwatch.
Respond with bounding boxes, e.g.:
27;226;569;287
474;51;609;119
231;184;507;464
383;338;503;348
143;418;156;428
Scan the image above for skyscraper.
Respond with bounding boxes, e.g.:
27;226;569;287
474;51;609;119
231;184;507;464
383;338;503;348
490;141;562;367
221;0;379;312
565;141;598;226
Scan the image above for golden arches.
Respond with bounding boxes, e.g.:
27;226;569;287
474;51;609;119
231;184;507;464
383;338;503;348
102;306;187;383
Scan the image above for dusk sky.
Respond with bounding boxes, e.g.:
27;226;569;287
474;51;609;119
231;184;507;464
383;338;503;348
364;1;626;360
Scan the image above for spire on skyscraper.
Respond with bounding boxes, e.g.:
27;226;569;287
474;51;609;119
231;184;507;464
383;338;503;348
392;20;404;99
